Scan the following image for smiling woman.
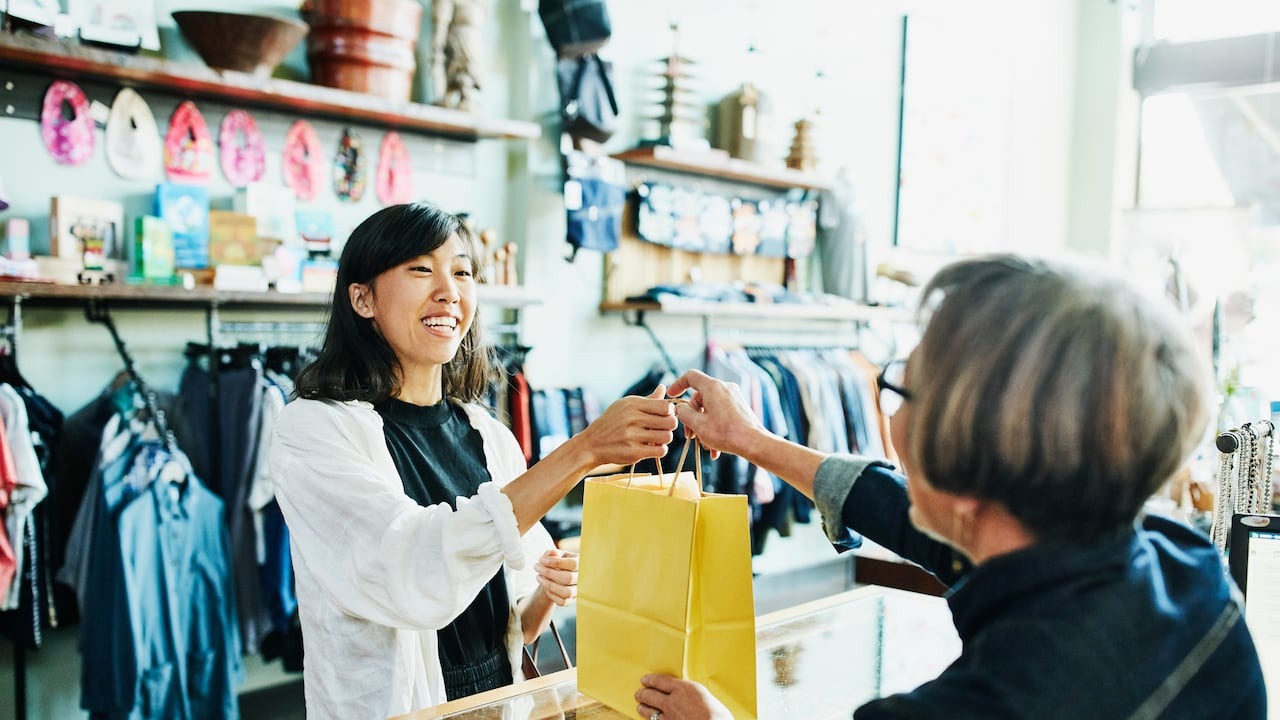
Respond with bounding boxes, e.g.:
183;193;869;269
272;202;681;720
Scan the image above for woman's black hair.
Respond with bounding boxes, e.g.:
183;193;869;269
294;202;495;404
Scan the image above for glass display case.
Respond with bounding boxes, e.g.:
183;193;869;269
395;586;960;720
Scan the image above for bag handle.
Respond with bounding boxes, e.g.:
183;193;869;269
663;437;702;497
623;397;696;491
567;54;618;118
522;619;572;677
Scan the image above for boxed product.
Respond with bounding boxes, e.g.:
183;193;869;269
235;182;297;243
155;183;210;268
208;211;262;266
49;196;125;262
134;215;176;281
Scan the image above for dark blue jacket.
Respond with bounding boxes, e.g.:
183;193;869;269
812;457;1266;720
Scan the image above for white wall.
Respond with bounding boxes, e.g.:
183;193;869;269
0;1;1091;718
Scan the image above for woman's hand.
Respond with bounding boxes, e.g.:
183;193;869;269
635;675;732;720
666;370;764;460
534;549;578;606
574;385;679;467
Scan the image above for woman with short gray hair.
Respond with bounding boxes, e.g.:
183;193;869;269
635;255;1265;720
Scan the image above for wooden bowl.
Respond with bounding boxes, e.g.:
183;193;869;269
172;11;308;76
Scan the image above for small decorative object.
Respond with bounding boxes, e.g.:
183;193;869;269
208;210;262;266
172;10;307;76
295;209;335;257
4;218;31;259
730;199;762;255
502;242;518;286
430;0;487;110
332;129;367;202
106;89;162;181
72;0;160;50
134;216;176;281
50;196;125;262
300;256;339;293
234;182;297;243
41;81;95;166
785;200;818;258
283;120;324;202
756;200;789;258
715;46;779;164
375;132;412;205
645;24;708;151
219;110;267;188
164;101;215;183
478;228;497;282
785;117;818;172
155;183;210;268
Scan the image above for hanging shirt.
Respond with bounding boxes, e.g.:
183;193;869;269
270;399;552;720
375;398;512;700
0;384;46;611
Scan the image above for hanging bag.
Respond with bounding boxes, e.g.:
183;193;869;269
576;440;759;719
539;0;612;58
557;54;619;144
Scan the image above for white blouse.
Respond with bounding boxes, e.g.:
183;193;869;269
269;398;553;720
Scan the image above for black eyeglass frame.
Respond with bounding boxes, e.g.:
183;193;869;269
877;360;914;404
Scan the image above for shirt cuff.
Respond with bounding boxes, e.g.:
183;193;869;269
814;455;887;551
476;481;528;571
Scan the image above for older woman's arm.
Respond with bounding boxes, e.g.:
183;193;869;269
814;457;969;587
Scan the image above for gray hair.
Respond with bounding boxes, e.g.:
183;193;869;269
907;255;1211;544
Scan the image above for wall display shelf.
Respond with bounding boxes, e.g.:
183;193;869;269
599;299;914;325
0;280;541;309
611;145;832;191
0;32;540;141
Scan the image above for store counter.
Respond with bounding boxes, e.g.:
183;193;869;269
394;585;960;720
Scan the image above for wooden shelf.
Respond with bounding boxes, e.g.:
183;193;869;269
611;146;833;191
0;32;541;141
599;299;913;324
0;280;541;310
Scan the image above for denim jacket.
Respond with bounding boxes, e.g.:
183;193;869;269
812;457;1266;720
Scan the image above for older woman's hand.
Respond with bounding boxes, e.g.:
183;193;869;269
634;674;732;720
666;370;764;460
534;549;578;606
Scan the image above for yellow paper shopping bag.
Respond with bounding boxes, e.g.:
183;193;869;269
577;442;757;719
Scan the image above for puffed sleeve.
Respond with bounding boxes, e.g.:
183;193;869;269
270;399;526;631
459;403;555;603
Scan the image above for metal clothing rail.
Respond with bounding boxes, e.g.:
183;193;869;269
85;300;178;454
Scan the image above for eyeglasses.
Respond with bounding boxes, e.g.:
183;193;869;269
877;359;912;417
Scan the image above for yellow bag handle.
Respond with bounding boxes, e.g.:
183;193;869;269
623;397;702;495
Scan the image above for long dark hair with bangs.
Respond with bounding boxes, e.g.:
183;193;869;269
294;202;496;404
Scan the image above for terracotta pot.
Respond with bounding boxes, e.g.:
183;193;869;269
302;0;422;41
311;61;413;103
308;28;416;70
308;26;416;102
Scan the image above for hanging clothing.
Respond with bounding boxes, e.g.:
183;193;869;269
0;383;46;611
270;399;552;720
0;415;18;601
69;412;242;720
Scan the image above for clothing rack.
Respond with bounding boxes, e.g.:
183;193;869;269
84;301;178;454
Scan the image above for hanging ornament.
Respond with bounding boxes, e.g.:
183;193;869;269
41;80;95;166
375;131;413;205
105;88;162;180
218;109;267;188
333;128;367;203
163;100;214;183
283;119;324;202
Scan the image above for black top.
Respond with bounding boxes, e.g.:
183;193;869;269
374;398;511;670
